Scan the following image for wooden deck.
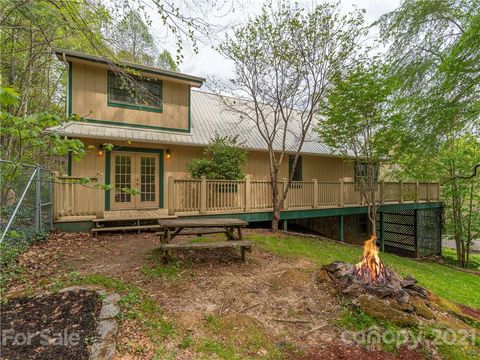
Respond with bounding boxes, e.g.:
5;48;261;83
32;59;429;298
55;209;172;223
54;177;441;223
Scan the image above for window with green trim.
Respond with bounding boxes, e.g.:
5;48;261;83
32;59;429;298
107;71;163;112
289;155;302;181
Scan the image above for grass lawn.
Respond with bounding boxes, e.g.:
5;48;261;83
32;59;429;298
442;248;480;270
249;233;480;309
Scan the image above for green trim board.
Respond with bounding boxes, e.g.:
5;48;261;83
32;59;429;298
107;101;163;113
105;150;111;210
67;153;72;176
79;118;191;133
107;70;163;113
104;146;164;211
188;85;191;132
68;61;73;116
183;202;443;223
54;221;94;233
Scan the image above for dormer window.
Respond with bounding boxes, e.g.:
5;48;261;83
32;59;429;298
107;71;163;113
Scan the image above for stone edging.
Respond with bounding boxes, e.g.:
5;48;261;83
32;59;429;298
59;286;120;360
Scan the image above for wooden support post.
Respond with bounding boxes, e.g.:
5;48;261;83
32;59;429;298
282;178;288;210
414;209;419;257
379;211;385;252
426;182;430;202
338;215;344;242
282;220;288;231
415;181;419;203
339;179;344;207
312;179;318;208
399;180;404;203
96;172;105;219
52;171;59;220
168;176;175;216
237;226;243;240
379;180;385;205
200;176;207;214
245;176;251;212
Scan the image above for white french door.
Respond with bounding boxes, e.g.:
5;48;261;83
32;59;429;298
110;152;159;210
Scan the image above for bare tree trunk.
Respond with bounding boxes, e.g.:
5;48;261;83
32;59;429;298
465;181;474;268
270;170;280;232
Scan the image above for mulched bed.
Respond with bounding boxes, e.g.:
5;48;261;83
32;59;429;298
1;290;102;360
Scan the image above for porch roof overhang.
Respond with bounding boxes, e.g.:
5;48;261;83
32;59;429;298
50;120;346;157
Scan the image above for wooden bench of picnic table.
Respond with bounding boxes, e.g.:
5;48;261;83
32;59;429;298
156;218;251;262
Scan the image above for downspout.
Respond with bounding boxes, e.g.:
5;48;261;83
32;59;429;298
62;52;69;117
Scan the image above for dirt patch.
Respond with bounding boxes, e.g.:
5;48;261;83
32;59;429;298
1;290;101;360
4;231;439;359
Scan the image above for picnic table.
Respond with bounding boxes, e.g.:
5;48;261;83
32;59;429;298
157;218;252;262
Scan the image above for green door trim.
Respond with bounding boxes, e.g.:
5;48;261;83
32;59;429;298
105;146;164;211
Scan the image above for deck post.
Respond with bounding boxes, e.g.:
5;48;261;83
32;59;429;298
312;179;318;208
339;179;344;207
399;180;404;203
282;220;288;231
414;209;419;257
379;180;384;204
338;215;344;242
52;171;59;220
415;181;419;203
245;176;251;212
282;178;288;210
168;176;175;216
96;173;105;219
200;176;207;214
379;211;385;252
426;182;430;202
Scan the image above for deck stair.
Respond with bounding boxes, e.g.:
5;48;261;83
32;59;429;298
91;215;177;235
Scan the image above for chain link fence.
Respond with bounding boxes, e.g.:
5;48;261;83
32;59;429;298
0;160;54;281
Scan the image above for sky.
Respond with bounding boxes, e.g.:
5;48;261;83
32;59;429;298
149;0;401;82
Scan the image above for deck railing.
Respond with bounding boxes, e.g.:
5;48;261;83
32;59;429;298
169;177;441;215
53;175;440;219
53;175;100;218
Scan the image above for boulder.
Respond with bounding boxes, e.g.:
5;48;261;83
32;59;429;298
353;295;418;326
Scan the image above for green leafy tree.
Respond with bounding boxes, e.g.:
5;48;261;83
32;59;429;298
187;135;247;180
218;1;365;231
437;136;480;268
157;50;178;71
0;0;112;118
378;0;480;266
318;60;393;236
0;87;85;201
112;10;157;65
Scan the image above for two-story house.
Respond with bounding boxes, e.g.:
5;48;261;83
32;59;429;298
51;49;442;255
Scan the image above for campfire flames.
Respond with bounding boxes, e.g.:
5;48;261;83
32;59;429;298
354;235;390;284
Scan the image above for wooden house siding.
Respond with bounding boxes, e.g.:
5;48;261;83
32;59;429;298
70;138;353;212
71;62;190;131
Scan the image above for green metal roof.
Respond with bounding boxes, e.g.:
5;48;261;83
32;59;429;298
53;48;205;86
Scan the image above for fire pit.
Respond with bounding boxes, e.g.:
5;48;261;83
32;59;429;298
320;236;435;325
